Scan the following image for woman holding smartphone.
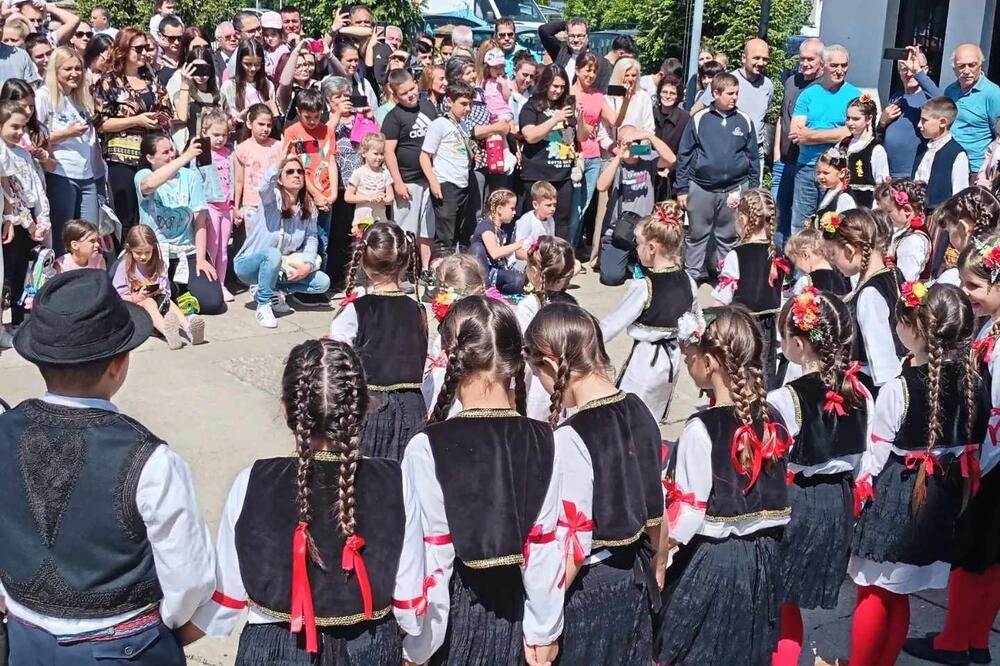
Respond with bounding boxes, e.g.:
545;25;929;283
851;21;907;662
275;38;320;124
168;44;228;150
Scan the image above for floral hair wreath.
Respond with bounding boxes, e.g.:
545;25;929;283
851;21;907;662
351;218;373;240
726;192;741;209
677;309;707;347
892;187;910;208
974;236;1000;284
790;286;824;343
858;92;873;105
900;280;929;308
819;211;842;238
823;145;846;162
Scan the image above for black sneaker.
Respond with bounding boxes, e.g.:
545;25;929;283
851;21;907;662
969;647;992;665
902;636;971;665
289;292;328;308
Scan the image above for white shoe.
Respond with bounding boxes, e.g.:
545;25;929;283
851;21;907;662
256;304;277;328
0;326;14;349
271;291;293;314
163;312;183;350
249;284;258;300
222;287;235;302
186;315;206;345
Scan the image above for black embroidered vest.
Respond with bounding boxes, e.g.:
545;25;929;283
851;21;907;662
354;294;428;389
691;404;790;523
425;411;554;568
636;269;693;331
808;268;850;296
785;373;867;466
892;363;989;451
846;268;906;364
236;456;405;623
561;393;663;546
0;401;163;618
732;242;783;315
848;140;877;208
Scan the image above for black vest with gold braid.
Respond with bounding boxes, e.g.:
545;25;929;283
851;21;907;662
784;373;867;467
353;294;428;390
731;242;783;315
845;268;906;364
689;404;790;524
636;269;694;331
425;411;554;568
892;364;989;451
561;393;664;546
848;140;877;208
235;456;405;624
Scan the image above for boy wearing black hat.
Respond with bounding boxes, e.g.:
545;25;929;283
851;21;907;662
0;270;215;664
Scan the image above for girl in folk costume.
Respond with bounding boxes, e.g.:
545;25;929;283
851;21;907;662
524;302;667;664
904;236;1000;664
842;94;889;208
812;147;857;224
848;282;988;666
330;223;427;461
823;208;904;398
712;189;792;389
875;179;931;281
784;228;851;296
600;202;699;422
516;235;578;422
768;288;875;666
400;297;564;666
658;306;792;666
933;186;1000;286
195;339;426;664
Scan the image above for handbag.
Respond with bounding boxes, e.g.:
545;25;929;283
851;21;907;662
611;210;643;252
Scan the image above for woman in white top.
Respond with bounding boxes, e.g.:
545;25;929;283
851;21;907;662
36;47;99;256
604;58;655;144
220;39;278;128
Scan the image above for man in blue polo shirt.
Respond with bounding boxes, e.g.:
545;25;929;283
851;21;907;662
788;44;859;236
940;43;1000;174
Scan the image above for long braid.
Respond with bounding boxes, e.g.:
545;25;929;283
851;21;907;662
547;355;570;428
406;231;420;301
345;239;365;295
513;356;528;416
913;326;943;512
748;363;771;428
292;345;326;567
334;359;363;539
859;242;872;282
816;328;840;397
430;348;463;424
721;341;756;471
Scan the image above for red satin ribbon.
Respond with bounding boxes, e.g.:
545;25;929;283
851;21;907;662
843;362;869;399
340;291;360;307
392;569;441;616
871;433;892;444
662;478;707;510
730;423;790;494
557;501;594;565
974;336;996;364
661;441;670;465
522;524;556;567
988;408;1000;445
341;535;373;620
853;475;875;518
961;444;982;497
910;216;925;231
904;451;944;477
212;591;247;609
823;391;846;416
717;276;738;291
769;256;792;287
425;353;448;370
290;522;318;653
424;533;453;545
786;470;796;486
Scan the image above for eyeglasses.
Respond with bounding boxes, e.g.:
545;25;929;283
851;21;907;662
496;31;514;37
162;34;182;43
75;31;93;38
282;168;304;175
131;44;148;53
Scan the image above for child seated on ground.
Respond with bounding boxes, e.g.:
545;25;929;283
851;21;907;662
57;219;106;272
470;188;527;294
512;180;556;272
113;225;205;350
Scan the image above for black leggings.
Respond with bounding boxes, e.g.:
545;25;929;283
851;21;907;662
168;255;225;315
2;226;38;326
107;161;140;238
521;178;573;240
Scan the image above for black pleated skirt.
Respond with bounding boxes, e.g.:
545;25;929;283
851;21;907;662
953;466;1000;573
852;452;963;566
781;472;854;609
559;547;652;665
235;619;401;665
657;528;784;666
430;562;525;666
360;389;426;461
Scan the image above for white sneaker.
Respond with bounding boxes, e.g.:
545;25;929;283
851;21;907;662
271;291;293;314
222;287;235;302
256;304;277;328
0;326;14;349
163;312;184;350
186;315;206;345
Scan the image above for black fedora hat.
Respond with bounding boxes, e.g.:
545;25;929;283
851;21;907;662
14;269;154;365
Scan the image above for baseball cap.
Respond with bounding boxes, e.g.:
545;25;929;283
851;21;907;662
260;11;282;30
484;48;505;67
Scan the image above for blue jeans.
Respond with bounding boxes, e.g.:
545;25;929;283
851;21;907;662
772;160;796;248
790;162;820;239
45;172;100;255
234;248;331;306
568;157;602;248
315;208;333;272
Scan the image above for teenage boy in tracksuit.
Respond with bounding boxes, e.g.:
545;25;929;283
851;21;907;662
676;71;760;281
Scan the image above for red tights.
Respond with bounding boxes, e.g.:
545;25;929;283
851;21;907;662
771;604;804;666
849;585;910;666
934;566;1000;651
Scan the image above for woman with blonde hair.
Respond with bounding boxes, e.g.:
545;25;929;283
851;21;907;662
37;46;100;254
1;17;32;48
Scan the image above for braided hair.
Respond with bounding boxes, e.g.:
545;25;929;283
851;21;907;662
635;200;685;264
345;222;416;296
527;236;575;307
736;188;778;264
523;302;613;428
485;188;517;224
281;339;370;565
430;296;527;423
847;94;879;139
894;283;976;511
825;208;887;283
933;187;1000;248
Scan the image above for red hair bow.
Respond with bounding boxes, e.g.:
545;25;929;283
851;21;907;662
730;422;789;494
853;475;875;517
290;523;319;652
974;336;996;364
769;256;792;287
341;535;373;620
340;290;360;307
909;216;925;231
904;451;944;477
823;391;846;416
843;361;869;399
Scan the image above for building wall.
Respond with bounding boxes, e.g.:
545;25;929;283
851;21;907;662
940;0;997;87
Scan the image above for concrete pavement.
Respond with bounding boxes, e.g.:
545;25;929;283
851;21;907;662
0;270;996;664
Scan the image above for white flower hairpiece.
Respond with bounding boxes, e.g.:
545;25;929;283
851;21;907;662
678;310;706;347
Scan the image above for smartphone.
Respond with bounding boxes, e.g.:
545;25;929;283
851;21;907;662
191;62;212;77
883;47;909;60
566;94;576;108
308;39;324;54
629;143;652;156
296;139;320;154
607;84;627;97
350;94;369;109
195;137;212;167
143;283;160;294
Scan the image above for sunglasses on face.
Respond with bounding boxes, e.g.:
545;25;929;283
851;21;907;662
283;168;304;175
162;34;182;43
131;44;148;53
75;31;92;38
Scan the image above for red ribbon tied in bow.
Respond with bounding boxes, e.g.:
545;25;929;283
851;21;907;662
974;336;996;365
717;275;739;291
909;216;925;231
522;524;556;567
904;451;944;477
824;391;846;416
558;501;594;566
769;256;792;287
730;423;789;494
290;522;318;653
853;475;875;518
961;444;982;497
655;207;680;226
392;569;441;616
843;362;869;399
341;534;373;620
340;290;360;307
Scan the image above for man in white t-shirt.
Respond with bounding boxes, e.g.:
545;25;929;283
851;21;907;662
512;181;556;272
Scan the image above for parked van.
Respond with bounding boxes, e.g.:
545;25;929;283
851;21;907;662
423;0;545;29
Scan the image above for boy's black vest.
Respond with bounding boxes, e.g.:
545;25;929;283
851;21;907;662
636;269;693;331
784;373;867;467
0;400;162;618
732;242;784;315
236;456;405;622
353;293;428;390
913;138;966;208
560;393;663;546
892;363;989;451
845;268;907;364
425;411;554;567
848;139;877;208
683;404;790;525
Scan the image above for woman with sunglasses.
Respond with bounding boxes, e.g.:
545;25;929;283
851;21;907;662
233;146;330;328
94;27;173;236
168;44;227;149
274;38;319;124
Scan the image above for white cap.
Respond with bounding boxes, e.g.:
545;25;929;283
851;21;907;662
260;11;282;30
484;48;505;67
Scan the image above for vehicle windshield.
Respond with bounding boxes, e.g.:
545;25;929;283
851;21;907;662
492;0;542;23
